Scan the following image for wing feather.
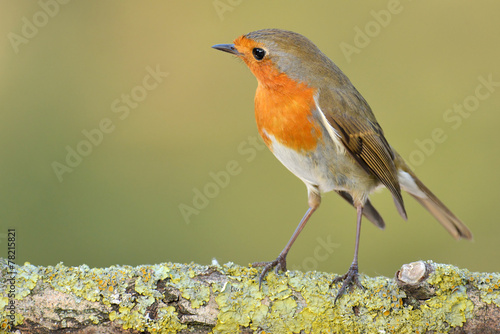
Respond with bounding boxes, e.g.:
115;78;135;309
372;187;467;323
317;87;407;219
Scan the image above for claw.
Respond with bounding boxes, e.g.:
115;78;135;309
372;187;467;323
331;263;365;303
252;254;287;288
250;204;319;289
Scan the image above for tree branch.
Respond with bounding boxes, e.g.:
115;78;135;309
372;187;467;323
1;259;499;333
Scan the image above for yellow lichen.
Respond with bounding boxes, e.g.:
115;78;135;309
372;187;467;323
1;259;499;333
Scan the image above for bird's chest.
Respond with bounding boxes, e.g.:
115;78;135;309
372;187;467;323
253;84;375;194
254;83;322;153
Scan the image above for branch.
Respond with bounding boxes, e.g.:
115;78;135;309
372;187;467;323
1;259;499;333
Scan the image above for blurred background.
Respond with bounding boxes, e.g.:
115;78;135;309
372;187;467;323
1;1;499;278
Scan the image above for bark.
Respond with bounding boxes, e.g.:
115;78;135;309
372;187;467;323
0;259;499;333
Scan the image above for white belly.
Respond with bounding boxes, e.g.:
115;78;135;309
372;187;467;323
264;131;379;198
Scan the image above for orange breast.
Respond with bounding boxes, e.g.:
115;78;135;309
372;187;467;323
254;70;322;153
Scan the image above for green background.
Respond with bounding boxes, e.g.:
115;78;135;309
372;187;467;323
1;1;499;278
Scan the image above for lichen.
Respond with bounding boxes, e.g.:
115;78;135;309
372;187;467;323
211;262;479;333
424;263;474;329
213;268;266;333
168;263;211;309
468;270;500;308
1;259;499;333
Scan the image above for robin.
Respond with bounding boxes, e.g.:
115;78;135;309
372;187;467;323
212;29;472;301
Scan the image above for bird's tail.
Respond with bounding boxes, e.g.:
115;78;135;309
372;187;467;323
394;153;472;240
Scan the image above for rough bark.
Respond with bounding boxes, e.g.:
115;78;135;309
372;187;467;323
1;259;499;333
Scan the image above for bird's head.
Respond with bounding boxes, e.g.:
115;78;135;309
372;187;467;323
212;29;342;88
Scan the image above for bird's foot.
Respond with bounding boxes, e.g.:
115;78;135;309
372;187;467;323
252;254;287;288
331;263;365;303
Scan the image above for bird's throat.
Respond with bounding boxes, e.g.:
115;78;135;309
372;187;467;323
254;77;322;153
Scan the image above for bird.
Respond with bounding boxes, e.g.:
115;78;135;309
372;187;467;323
212;29;472;301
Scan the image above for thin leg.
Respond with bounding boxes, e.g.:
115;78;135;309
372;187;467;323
332;204;365;303
253;191;320;287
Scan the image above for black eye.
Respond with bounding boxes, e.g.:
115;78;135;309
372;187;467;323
252;48;266;60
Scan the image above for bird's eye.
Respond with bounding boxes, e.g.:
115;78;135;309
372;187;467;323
252;48;266;61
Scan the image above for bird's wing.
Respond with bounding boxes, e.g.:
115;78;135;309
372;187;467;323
316;86;407;219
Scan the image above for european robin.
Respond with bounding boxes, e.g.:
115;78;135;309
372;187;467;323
212;29;472;301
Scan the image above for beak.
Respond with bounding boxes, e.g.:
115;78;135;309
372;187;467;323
212;43;241;56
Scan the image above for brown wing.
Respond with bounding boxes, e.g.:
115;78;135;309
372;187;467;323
318;87;407;219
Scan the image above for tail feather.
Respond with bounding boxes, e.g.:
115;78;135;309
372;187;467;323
336;190;385;229
396;161;472;240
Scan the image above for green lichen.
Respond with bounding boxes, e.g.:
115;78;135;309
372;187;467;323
168;263;211;309
424;263;474;329
468;270;500;308
148;306;185;333
213;268;266;333
1;259;500;333
0;260;37;331
210;262;480;333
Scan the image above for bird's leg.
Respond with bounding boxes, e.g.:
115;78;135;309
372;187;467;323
253;191;320;288
331;204;365;303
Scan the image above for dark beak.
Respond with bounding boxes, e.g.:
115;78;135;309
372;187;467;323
212;43;241;56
